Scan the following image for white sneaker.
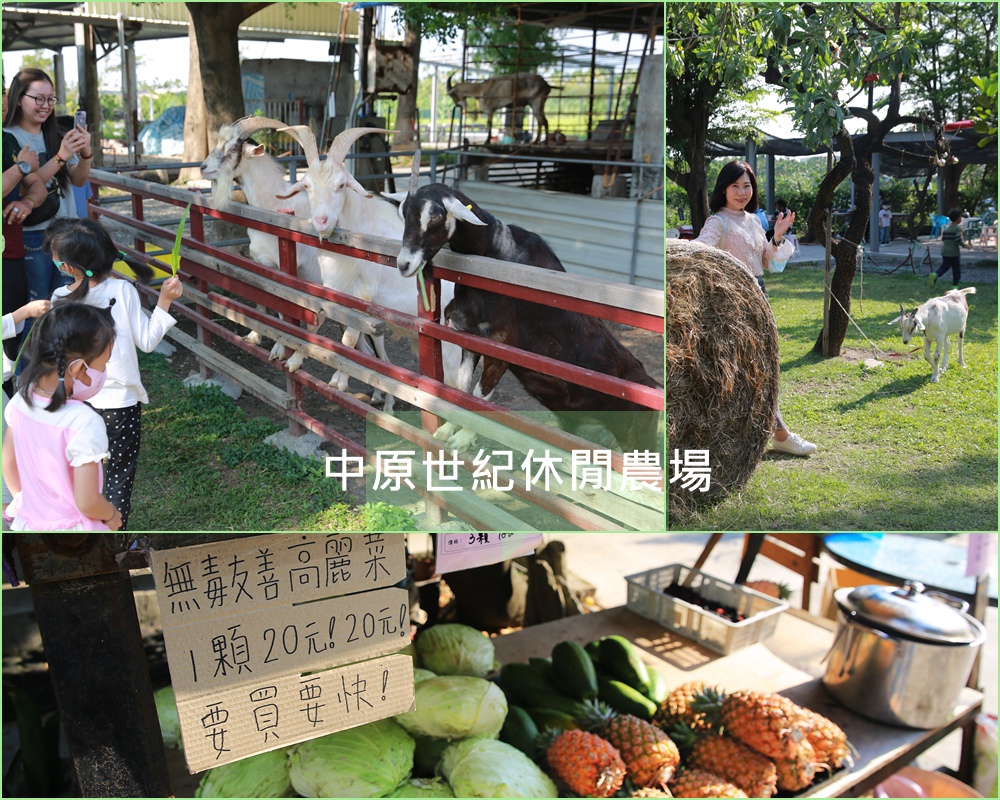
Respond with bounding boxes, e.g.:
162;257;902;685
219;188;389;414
770;432;817;456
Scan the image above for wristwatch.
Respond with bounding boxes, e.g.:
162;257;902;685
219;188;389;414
17;161;32;175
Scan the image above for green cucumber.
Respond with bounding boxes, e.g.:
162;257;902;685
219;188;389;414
584;639;603;668
597;635;653;697
644;667;669;704
526;707;581;732
597;676;658;721
500;705;540;756
528;657;556;681
551;641;599;700
514;686;589;720
500;662;557;701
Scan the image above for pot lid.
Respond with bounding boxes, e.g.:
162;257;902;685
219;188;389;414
836;582;983;644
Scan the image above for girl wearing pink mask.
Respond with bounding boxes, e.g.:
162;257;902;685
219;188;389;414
46;218;183;529
2;302;121;529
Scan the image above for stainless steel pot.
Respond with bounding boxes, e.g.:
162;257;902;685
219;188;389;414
823;581;987;729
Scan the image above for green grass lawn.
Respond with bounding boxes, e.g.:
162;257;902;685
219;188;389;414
671;268;998;532
129;352;416;532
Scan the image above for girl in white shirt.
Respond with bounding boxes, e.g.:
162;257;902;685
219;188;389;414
46;217;183;528
695;160;816;457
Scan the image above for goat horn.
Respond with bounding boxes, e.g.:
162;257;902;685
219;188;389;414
447;73;455;92
408;148;421;196
278;125;320;169
232;116;288;138
327;127;390;165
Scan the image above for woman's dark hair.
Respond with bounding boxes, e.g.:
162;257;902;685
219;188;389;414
4;68;70;192
18;302;116;412
709;160;760;213
44;218;153;301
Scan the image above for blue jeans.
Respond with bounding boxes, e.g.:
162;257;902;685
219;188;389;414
22;229;69;302
879;226;890;244
17;229;70;374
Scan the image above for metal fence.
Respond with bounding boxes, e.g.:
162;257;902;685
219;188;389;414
85;167;664;530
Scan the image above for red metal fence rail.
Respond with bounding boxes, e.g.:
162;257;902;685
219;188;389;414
86;171;664;530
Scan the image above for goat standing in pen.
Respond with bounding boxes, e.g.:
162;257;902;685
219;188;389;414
200;118;391;404
387;179;662;453
889;287;976;383
275;125;462;412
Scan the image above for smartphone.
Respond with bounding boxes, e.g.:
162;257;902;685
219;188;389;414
74;109;87;130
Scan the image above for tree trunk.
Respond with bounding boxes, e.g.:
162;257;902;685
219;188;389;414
941;161;968;212
392;20;421;151
179;24;206;184
664;78;718;233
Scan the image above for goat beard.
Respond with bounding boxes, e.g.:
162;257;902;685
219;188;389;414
210;177;234;210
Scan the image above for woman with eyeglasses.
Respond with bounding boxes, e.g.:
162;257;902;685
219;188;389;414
3;68;92;307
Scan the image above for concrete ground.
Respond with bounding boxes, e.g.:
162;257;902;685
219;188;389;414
558;533;997;778
787;234;998;278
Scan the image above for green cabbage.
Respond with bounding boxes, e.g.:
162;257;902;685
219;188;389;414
438;738;558;798
395;676;507;741
153;686;182;750
195;748;292;798
388;777;455;797
414;668;437;684
415;625;498;678
289;719;415;798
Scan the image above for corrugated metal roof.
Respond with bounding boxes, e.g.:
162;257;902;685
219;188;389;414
84;2;358;37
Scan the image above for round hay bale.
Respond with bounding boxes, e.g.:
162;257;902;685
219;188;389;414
665;240;780;514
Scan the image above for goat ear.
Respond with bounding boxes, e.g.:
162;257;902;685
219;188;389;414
249;143;266;157
275;180;306;200
343;170;373;199
887;315;902;326
443;195;486;225
915;320;925;332
381;191;409;204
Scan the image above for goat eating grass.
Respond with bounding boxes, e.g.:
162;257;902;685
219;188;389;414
889;287;976;382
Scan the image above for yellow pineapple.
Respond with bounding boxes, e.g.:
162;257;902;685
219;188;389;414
582;701;681;789
655;681;713;731
691;687;812;761
687;735;778;798
791;704;851;768
670;768;748;798
774;740;820;792
545;729;626;798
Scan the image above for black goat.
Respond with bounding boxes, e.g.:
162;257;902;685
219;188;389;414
392;184;661;454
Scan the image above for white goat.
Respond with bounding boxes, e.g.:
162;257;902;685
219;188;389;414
889;287;976;382
200;117;383;387
276;126;462;411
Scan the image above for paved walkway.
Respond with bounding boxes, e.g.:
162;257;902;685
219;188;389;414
788;236;998;282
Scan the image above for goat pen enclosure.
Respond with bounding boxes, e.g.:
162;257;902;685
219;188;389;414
86;170;665;532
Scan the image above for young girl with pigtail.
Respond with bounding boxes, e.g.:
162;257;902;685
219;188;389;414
45;217;183;530
2;302;122;530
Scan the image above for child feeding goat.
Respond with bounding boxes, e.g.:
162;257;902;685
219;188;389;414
388;181;662;453
889;287;976;382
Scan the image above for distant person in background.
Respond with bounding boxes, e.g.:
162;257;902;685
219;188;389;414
929;209;971;288
878;203;892;244
57;115;94;218
754;206;769;231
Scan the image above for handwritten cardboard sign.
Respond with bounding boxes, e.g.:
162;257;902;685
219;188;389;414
150;534;413;773
152;533;405;623
435;533;543;573
161;586;410;696
177;653;414;772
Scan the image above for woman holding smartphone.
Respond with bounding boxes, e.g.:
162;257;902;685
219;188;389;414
3;68;92;305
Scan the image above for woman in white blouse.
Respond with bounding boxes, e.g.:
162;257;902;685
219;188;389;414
695;160;816;457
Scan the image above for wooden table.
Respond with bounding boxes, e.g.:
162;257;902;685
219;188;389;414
492;607;983;798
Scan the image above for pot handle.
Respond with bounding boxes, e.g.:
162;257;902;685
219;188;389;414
924;589;970;614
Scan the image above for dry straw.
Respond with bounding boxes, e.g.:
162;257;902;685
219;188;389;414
666;240;780;516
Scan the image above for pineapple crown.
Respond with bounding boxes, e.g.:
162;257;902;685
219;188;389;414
688;686;727;730
665;721;701;759
577;699;618;734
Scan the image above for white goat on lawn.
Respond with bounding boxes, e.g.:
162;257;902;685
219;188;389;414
200;117;385;394
889;287;976;382
276;125;462;411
